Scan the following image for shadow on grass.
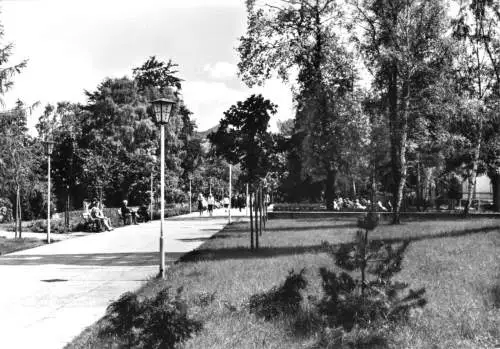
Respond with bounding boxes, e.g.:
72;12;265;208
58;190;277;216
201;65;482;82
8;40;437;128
377;225;499;244
264;223;356;232
179;224;499;263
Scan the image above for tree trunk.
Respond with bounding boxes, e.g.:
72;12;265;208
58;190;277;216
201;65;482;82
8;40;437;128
391;75;409;225
416;160;422;212
259;186;263;236
492;172;500;212
254;191;259;249
16;184;22;239
464;124;483;216
324;169;336;210
249;192;254;250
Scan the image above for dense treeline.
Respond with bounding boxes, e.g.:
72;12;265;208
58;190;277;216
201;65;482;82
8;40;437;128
233;0;500;222
1;0;500;228
0;55;235;226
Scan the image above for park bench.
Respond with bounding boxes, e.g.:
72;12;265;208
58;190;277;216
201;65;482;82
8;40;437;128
81;211;101;232
118;207;139;225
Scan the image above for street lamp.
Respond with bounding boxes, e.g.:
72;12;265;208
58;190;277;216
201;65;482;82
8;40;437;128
151;96;176;278
43;139;55;244
188;173;193;213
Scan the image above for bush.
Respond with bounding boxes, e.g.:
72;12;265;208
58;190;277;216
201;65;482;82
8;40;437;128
249;269;307;320
99;287;202;348
29;219;72;234
319;212;426;332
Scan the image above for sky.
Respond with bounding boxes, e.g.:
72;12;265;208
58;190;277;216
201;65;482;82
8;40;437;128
1;0;294;133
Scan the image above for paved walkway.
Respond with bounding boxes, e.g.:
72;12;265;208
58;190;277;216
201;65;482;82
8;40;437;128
0;208;246;349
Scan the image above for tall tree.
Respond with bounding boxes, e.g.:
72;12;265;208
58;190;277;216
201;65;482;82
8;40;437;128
353;0;450;222
239;0;366;209
0;21;27;105
452;0;499;214
133;56;183;92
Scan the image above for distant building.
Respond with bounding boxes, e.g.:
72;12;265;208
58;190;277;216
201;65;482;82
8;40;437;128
462;174;492;202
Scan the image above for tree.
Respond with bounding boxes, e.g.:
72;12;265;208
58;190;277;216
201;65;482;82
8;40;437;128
239;0;368;209
133;56;183;92
0;101;38;237
209;94;276;183
209;94;276;249
0;22;27;105
353;0;450;222
452;0;500;213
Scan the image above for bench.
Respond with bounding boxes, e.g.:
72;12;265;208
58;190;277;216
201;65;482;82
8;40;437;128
82;212;101;232
118;207;138;225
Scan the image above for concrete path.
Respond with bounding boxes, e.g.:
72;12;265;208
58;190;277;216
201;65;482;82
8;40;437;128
0;208;246;349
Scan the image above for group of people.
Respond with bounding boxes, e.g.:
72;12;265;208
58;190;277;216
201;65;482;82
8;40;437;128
196;192;248;216
84;198;150;232
84;198;114;231
332;197;392;212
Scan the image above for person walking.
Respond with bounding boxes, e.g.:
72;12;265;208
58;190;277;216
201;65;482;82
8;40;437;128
197;193;205;216
222;195;230;212
207;193;215;216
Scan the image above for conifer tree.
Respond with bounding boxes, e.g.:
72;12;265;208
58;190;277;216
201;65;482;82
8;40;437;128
320;211;426;331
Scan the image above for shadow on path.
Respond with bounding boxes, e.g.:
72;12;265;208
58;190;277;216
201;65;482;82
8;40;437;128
0;252;185;267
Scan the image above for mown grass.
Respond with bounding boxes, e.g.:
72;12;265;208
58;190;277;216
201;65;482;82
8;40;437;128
0;236;45;255
66;217;500;349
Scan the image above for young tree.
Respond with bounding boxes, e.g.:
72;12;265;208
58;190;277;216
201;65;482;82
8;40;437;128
209;94;276;249
0;101;37;237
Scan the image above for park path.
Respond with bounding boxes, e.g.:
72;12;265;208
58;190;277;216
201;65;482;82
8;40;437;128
0;208;245;349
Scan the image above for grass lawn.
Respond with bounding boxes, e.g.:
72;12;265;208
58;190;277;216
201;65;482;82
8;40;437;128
0;236;45;255
67;217;500;349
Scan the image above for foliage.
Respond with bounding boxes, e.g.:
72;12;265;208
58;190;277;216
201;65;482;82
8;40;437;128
0;22;27;102
249;269;307;320
99;287;202;348
132;55;183;92
208;94;276;184
319;212;426;332
353;0;452;222
238;0;368;209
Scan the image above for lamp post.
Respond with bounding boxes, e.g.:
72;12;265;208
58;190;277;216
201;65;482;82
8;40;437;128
43;139;55;244
228;164;232;224
149;152;157;223
151;96;176;278
188;173;193;213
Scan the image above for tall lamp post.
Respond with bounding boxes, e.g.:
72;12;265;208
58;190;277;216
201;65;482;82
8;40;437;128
43;139;55;244
188;173;193;213
228;164;232;224
151;96;176;278
149;152;157;223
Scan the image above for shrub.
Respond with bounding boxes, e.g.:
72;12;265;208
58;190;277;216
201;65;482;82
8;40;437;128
29;219;71;234
249;268;307;320
99;287;202;348
319;211;427;332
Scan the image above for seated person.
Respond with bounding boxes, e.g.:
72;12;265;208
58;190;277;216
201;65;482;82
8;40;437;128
90;199;113;231
354;199;366;210
333;200;340;211
120;200;137;225
136;205;150;222
377;200;388;211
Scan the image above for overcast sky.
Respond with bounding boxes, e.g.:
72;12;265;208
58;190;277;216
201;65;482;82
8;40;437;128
1;0;294;133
